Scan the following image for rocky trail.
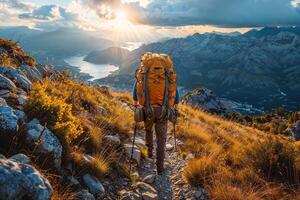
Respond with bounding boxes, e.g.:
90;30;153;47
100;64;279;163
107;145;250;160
113;129;208;200
139;134;207;200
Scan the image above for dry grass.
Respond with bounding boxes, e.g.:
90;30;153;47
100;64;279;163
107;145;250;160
183;156;218;186
90;154;110;178
177;104;300;199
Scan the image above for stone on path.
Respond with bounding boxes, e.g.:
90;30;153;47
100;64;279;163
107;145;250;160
143;174;156;184
134;182;158;200
82;173;105;197
124;144;141;165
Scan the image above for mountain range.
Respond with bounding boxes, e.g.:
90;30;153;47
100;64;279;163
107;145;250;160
1;26;300;111
97;27;300;111
0;27;114;60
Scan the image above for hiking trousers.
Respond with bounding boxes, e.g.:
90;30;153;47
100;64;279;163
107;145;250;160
144;106;168;172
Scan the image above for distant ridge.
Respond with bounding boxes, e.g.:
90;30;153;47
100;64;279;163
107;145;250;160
244;26;300;38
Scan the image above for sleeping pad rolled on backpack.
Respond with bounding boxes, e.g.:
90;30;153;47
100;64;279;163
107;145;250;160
135;52;177;119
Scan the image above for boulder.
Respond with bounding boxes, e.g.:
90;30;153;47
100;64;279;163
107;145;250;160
286;120;300;141
9;154;31;164
0;74;17;90
0;66;32;91
0;105;19;133
25;119;62;170
76;190;95;200
124;144;141;165
18;65;42;81
0;156;52;200
82;174;105;197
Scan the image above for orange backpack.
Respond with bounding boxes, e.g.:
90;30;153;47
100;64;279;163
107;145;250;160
135;52;177;109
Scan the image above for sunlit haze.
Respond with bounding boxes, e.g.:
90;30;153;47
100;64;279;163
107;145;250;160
1;0;300;42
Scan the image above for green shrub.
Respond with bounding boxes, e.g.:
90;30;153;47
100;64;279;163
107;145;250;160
25;82;83;143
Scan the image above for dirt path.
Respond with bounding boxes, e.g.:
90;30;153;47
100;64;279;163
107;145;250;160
138;133;207;200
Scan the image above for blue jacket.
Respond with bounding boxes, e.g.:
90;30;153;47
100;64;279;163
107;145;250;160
132;81;180;105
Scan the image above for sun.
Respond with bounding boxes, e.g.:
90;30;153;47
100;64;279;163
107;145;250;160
111;10;132;31
115;11;128;22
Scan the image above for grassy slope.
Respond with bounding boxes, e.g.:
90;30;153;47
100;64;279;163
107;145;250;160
177;105;300;200
0;39;36;67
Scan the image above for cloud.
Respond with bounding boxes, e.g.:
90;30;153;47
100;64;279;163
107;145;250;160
1;0;300;32
82;0;300;27
0;0;36;26
0;0;34;11
139;0;300;27
19;5;75;21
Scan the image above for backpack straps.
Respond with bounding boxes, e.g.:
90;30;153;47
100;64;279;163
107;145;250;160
143;67;153;119
163;68;170;109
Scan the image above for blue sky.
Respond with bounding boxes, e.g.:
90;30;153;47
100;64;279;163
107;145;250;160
23;0;69;7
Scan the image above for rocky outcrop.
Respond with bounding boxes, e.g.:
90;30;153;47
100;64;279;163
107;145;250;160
18;65;42;81
286;120;300;141
0;74;17;90
181;88;263;115
0;66;32;91
181;88;232;114
0;154;52;200
25;119;62;170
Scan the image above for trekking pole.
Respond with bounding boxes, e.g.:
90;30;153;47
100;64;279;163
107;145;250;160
129;122;138;175
173;122;177;151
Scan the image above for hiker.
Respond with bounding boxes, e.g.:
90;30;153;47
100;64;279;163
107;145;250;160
132;52;179;175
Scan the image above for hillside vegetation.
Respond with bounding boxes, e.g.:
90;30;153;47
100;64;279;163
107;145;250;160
177;105;300;199
0;38;36;67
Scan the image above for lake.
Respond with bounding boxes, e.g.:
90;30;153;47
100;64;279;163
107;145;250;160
64;56;119;81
